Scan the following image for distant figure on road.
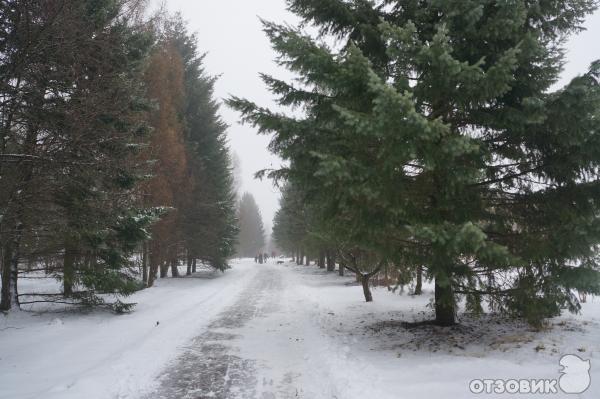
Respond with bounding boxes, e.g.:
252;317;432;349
258;253;264;264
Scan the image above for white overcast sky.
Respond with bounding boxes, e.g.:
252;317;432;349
156;0;599;233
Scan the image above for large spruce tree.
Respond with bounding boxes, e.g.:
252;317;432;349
230;0;600;325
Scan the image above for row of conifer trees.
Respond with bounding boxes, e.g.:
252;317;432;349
0;0;237;312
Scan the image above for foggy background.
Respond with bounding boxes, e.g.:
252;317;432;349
155;0;600;236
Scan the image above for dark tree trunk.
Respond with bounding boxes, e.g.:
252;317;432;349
7;242;19;310
192;258;197;273
434;278;455;326
414;265;423;295
63;242;77;297
361;275;373;302
147;242;160;287
338;261;345;276
318;251;325;269
186;256;192;276
383;263;389;287
147;248;159;287
0;243;14;310
326;252;335;272
160;261;169;278
0;112;38;310
170;259;179;277
1;184;30;311
142;243;148;284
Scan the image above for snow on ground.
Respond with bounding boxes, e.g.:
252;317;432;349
210;262;600;398
0;261;259;399
268;264;600;398
1;259;599;399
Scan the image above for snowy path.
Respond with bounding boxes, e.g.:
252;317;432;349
147;264;340;399
2;260;599;399
148;265;285;399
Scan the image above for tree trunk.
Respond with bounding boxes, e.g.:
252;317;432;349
434;278;455;326
318;251;325;269
170;259;179;277
326;252;335;272
1;220;24;310
63;242;77;297
338;261;345;276
7;243;19;310
142;243;148;284
1;182;30;311
186;256;192;276
0;114;37;311
414;265;423;295
192;258;197;273
383;263;389;286
0;244;15;310
361;275;373;302
148;249;159;287
160;261;169;278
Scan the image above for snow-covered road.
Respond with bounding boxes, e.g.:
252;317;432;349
149;265;287;398
2;259;599;399
147;263;353;399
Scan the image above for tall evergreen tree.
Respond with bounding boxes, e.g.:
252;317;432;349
229;0;600;325
168;16;238;271
236;192;266;258
272;184;308;257
139;15;238;281
142;38;189;286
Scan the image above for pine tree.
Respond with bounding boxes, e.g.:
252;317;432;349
236;193;266;258
272;184;307;258
229;0;600;325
